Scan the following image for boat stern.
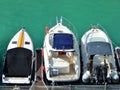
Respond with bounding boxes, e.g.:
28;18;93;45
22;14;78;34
2;75;31;84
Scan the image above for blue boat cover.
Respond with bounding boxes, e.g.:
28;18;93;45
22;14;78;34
87;42;112;56
53;33;73;50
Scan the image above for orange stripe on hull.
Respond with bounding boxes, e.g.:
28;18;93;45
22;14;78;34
18;30;24;48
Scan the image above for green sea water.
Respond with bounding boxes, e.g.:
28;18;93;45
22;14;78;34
0;0;120;71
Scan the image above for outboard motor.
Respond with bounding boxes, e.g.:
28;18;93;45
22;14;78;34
82;55;94;83
94;65;107;84
110;71;119;83
82;70;91;83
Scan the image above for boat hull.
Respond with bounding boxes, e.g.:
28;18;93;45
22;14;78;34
43;22;81;82
2;28;34;84
81;27;119;84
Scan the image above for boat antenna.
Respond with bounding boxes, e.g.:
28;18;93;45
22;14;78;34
56;16;58;24
60;16;62;24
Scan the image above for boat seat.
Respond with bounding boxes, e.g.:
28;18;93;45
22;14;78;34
92;55;105;69
51;58;70;74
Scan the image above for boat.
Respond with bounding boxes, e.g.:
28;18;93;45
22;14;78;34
2;28;34;84
43;17;80;83
115;46;120;70
81;26;119;84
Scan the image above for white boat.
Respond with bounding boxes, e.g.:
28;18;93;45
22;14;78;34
43;17;80;82
81;26;119;84
2;28;34;84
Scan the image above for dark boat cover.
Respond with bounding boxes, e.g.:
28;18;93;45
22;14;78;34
87;42;112;56
53;33;73;50
3;48;32;77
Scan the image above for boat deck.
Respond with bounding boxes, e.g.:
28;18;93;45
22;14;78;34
50;64;76;79
49;53;77;80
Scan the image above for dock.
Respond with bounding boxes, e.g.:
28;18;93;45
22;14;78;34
30;48;48;90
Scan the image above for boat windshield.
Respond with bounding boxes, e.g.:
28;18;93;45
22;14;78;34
87;42;112;56
53;33;73;50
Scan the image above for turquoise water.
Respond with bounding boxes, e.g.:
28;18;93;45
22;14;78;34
0;0;120;73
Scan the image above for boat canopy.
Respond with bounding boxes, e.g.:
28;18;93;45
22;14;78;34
3;48;32;77
53;33;73;50
87;42;112;56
